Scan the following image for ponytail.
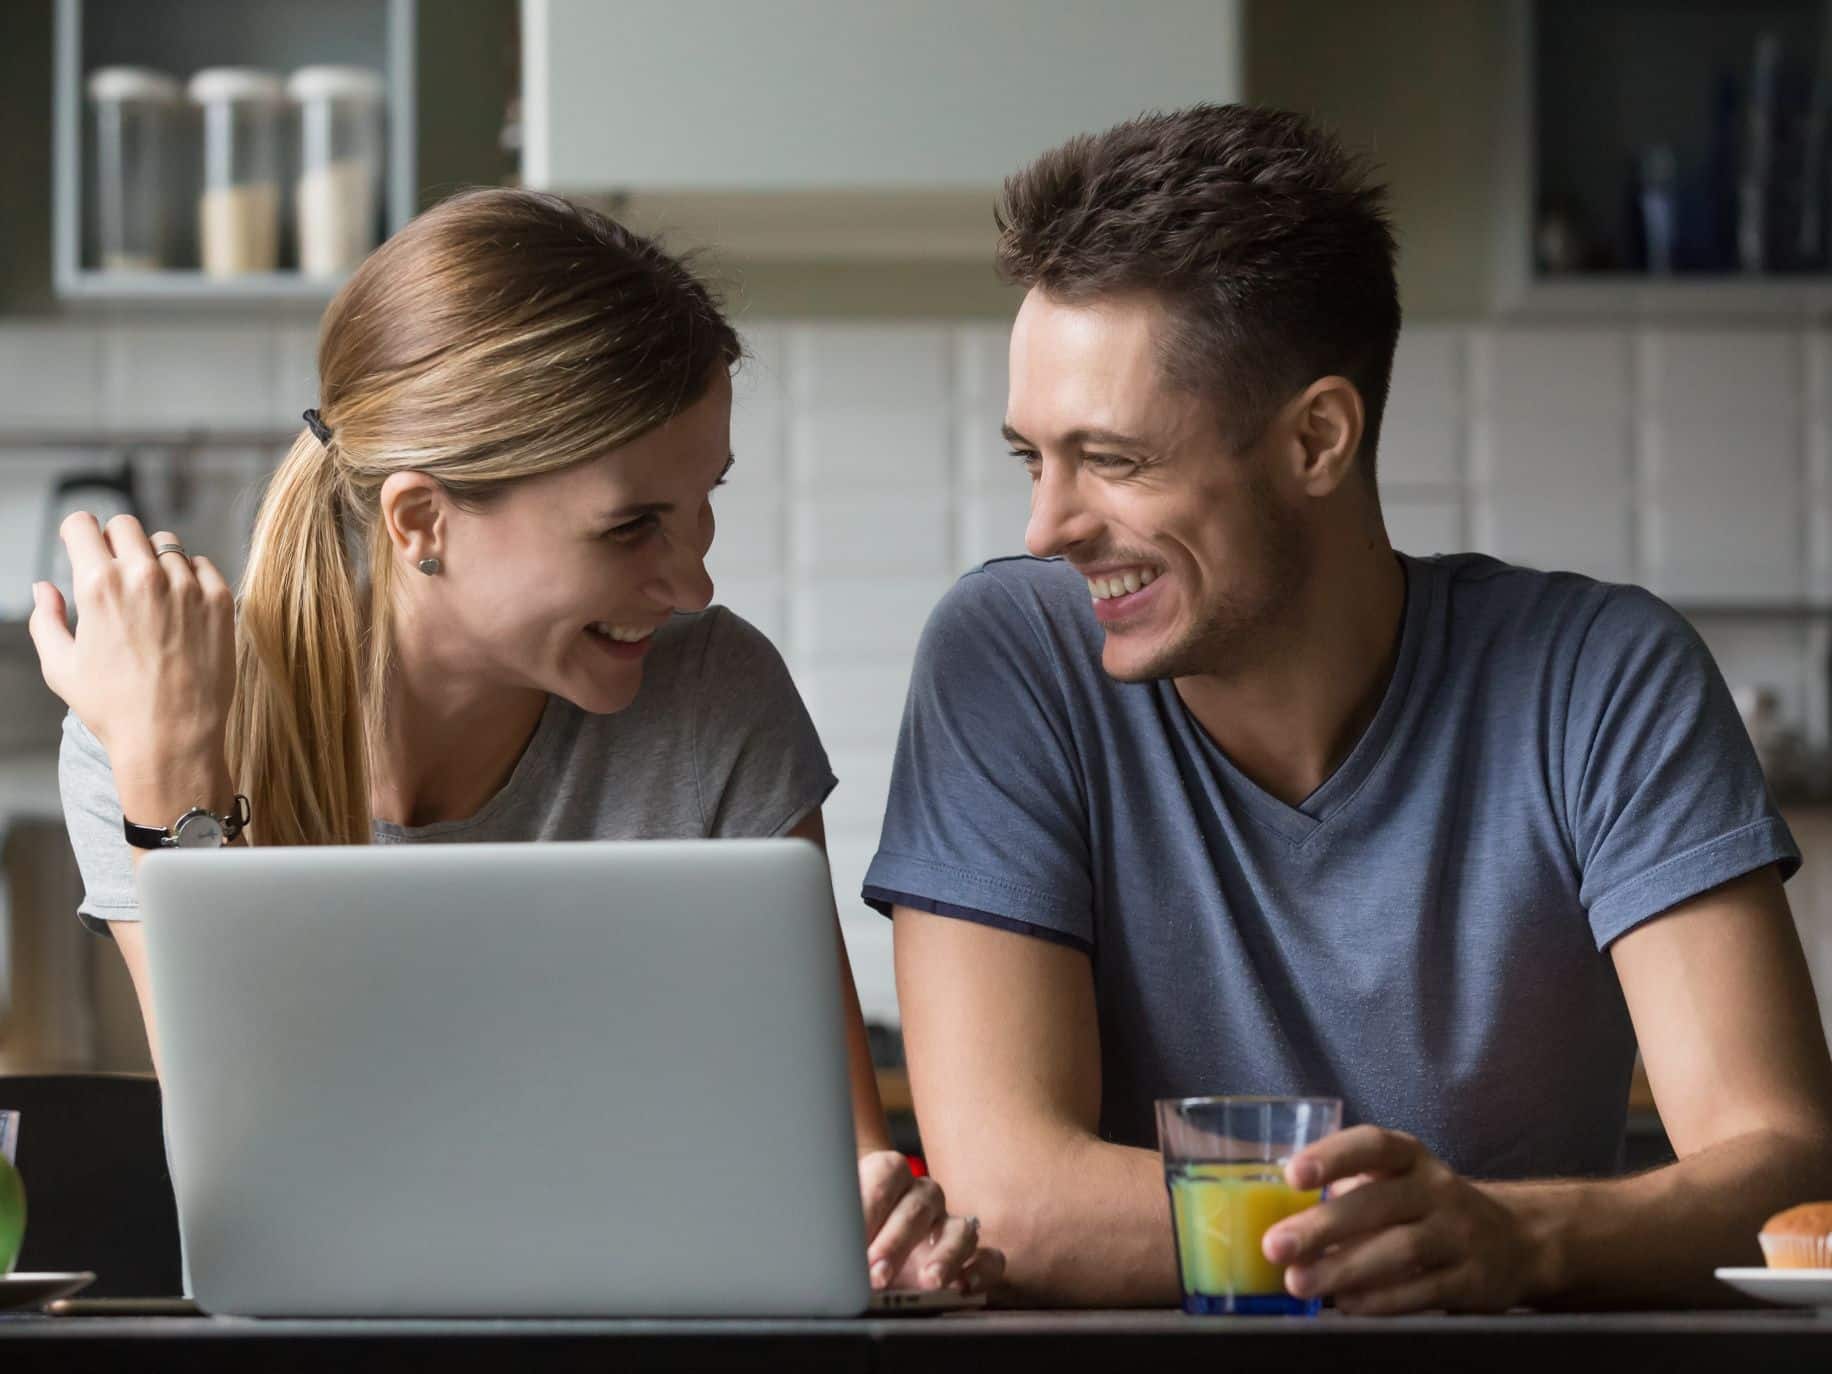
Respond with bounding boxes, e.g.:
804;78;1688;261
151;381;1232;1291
225;430;372;846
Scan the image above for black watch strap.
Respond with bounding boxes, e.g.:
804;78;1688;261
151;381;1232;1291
123;795;251;850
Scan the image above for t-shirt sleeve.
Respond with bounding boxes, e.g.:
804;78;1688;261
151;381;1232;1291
691;608;836;837
1564;586;1799;949
863;570;1094;951
58;710;138;936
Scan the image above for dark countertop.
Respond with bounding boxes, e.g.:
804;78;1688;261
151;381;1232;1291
2;1309;1829;1373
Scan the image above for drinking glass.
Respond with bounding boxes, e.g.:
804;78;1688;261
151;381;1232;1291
0;1111;23;1276
1156;1096;1342;1315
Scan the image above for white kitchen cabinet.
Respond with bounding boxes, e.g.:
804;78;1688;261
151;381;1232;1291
522;0;1241;258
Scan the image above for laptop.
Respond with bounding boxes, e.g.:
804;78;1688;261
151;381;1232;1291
137;839;966;1318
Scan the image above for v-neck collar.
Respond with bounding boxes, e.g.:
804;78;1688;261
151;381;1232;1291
1165;553;1435;847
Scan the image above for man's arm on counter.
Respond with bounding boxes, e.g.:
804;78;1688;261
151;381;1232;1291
1265;865;1832;1313
1523;865;1832;1304
893;906;1177;1306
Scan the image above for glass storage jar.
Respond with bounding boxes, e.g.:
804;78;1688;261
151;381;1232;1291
86;67;180;271
286;66;386;278
187;67;286;277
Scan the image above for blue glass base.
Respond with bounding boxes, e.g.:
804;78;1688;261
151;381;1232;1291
1182;1292;1320;1317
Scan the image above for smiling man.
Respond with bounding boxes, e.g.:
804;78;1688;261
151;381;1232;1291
865;104;1832;1312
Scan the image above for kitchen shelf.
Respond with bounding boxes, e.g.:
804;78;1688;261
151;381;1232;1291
54;269;347;305
1494;1;1832;317
0;430;298;451
1499;274;1832;321
52;0;416;303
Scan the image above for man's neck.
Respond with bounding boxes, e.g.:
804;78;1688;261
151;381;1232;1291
1173;535;1407;809
369;617;550;829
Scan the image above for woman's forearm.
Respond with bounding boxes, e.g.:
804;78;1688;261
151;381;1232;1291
116;747;238;860
835;920;893;1154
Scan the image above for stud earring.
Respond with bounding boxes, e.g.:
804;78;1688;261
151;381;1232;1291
417;557;442;576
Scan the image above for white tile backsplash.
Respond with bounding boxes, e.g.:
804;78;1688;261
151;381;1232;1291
735;323;789;402
271;322;321;427
1472;489;1636;584
957;405;1017;489
788;324;951;408
1471;328;1632;426
706;574;787;646
1379;326;1463;486
10;309;1832;1030
791;407;954;489
959;481;1036;567
0;453;71;619
0;325;105;428
826;745;896;843
839;908;898;1026
792;490;954;576
956;323;1010;408
1644;410;1805;601
1473;419;1633;495
103;324;277;429
1646;330;1802;425
791;575;952;668
705;479;783;579
799;665;914;747
1384;497;1464;559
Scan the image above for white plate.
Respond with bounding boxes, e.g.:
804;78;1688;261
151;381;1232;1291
1716;1267;1832;1308
0;1272;96;1311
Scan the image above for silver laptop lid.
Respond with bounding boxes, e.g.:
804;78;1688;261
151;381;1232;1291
137;839;870;1317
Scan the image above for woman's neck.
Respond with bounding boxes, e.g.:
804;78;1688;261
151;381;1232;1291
369;622;549;830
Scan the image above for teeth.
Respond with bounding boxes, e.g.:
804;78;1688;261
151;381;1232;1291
1086;568;1157;601
589;621;653;644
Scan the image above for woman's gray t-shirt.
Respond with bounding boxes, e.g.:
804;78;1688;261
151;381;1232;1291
61;606;836;935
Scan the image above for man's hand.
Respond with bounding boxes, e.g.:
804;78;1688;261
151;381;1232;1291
1263;1127;1551;1315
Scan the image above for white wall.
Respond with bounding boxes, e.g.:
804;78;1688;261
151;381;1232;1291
3;313;1829;1025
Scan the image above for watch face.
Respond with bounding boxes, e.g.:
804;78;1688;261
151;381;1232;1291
172;813;226;849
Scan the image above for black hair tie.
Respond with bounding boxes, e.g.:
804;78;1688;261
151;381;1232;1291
302;409;334;445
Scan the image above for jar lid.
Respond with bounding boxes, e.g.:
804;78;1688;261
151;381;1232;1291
187;67;286;105
286;65;386;103
86;67;181;103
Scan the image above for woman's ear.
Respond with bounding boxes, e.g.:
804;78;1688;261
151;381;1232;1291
378;471;446;568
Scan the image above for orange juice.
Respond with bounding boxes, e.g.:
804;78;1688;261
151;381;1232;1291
1167;1162;1319;1308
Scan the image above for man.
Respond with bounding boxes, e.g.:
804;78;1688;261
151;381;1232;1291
865;104;1832;1312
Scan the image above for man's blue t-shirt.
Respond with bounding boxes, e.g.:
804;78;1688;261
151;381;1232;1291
864;552;1799;1178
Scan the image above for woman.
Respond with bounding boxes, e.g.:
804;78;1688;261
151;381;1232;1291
27;187;1001;1298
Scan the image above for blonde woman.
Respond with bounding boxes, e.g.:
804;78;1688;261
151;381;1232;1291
27;188;1001;1298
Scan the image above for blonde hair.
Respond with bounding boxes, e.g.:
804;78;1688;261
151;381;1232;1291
226;188;741;846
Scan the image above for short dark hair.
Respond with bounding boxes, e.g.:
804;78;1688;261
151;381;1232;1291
995;104;1401;481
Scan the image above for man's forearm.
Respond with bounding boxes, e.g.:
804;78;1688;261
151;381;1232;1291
966;1130;1181;1307
1497;1125;1832;1308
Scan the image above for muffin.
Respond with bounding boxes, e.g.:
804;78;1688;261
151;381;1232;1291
1758;1202;1832;1269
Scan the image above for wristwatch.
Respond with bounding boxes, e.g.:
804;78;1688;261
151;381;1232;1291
123;795;251;850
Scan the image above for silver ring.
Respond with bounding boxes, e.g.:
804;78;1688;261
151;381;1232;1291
153;543;188;559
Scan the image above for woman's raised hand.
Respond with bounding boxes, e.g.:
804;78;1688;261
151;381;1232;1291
28;512;236;783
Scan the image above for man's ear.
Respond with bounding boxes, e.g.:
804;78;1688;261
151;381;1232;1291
1285;377;1366;498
